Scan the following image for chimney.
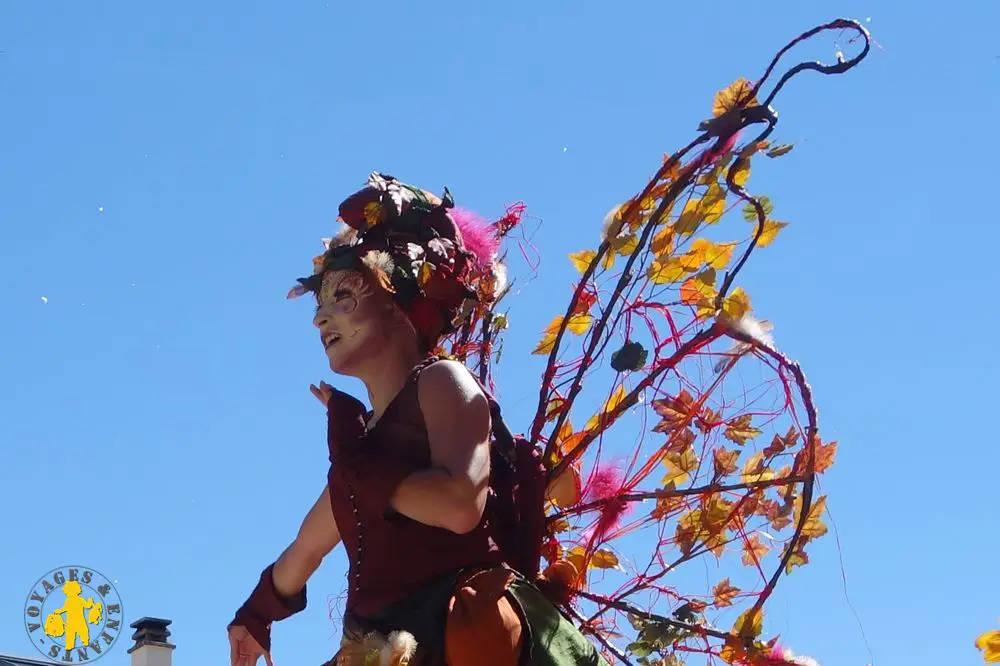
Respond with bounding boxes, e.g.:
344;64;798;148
127;617;175;666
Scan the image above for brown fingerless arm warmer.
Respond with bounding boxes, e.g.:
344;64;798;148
229;564;307;652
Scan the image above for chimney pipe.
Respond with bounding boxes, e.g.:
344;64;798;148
127;617;175;666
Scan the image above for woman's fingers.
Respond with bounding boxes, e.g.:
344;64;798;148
263;650;274;666
229;633;240;666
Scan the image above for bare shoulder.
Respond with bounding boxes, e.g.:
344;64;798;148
417;359;489;419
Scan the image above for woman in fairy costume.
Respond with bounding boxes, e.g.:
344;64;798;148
226;172;605;666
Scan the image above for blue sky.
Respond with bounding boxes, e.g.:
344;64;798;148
1;1;998;665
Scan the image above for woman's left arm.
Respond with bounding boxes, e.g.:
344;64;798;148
388;360;492;534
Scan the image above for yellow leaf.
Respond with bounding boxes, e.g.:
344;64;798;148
796;495;829;540
704;241;737;269
733;607;764;640
713;78;758;118
545;397;566;422
725;413;761;445
722;288;751;320
585;384;628;431
591;549;619;569
566;546;587;575
651;226;674;256
756;219;788;248
613;233;639;256
647;257;689;284
975;629;1000;664
532;314;592;354
546;465;581;507
662;448;699;486
602;250;616;270
783;545;809;574
702;185;727;223
566;313;592;334
569;250;596;272
675;198;704;236
731;157;751;187
741;452;776;484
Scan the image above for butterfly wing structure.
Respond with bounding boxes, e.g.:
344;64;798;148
439;18;870;665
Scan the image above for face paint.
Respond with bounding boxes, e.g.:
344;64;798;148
313;269;396;374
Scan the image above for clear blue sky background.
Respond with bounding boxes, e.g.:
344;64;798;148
1;1;997;665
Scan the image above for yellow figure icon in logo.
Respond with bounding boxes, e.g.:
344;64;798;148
43;580;104;649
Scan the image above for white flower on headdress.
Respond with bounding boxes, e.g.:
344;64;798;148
361;250;395;276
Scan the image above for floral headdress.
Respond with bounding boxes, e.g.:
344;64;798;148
288;172;502;347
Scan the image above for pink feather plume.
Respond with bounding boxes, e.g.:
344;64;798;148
451;207;498;269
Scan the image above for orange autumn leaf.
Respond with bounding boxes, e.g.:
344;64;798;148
814;438;838;473
713;78;758;118
763;426;798;457
680;270;717;305
652;389;699;433
712;578;741;608
741;534;770;566
713;447;740;477
651;226;674;255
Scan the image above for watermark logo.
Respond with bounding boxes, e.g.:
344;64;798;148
24;566;124;663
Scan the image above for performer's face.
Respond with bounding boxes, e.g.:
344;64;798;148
312;268;402;375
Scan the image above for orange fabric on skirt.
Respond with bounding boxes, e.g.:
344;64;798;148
443;567;525;666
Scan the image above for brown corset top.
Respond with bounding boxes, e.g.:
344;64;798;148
325;358;502;618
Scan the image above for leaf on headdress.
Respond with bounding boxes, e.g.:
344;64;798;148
364;202;382;227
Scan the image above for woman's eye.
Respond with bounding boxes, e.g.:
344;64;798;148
334;290;351;300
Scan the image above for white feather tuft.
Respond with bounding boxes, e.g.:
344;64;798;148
361;250;396;276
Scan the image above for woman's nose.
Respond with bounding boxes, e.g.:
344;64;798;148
313;310;330;329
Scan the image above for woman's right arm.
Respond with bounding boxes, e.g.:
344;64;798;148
272;486;341;597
